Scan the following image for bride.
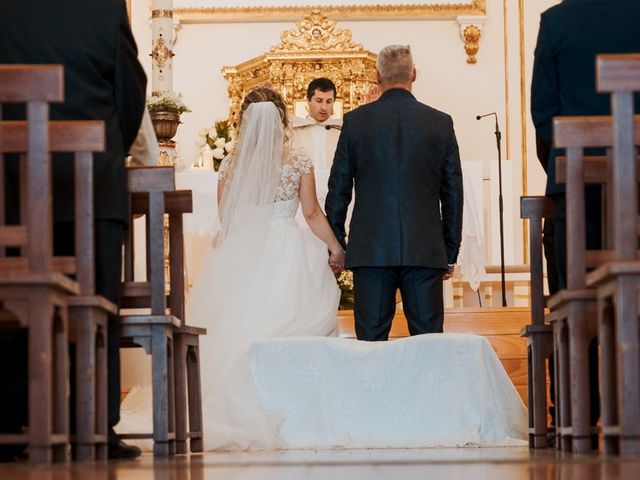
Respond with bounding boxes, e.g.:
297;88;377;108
188;86;345;451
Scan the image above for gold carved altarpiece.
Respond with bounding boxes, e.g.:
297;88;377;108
222;10;378;127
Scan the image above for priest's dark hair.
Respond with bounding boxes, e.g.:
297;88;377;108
306;77;337;100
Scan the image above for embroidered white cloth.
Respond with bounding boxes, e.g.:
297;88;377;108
251;333;528;448
459;166;487;290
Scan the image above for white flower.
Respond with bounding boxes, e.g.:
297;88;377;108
214;137;227;148
208;127;217;139
198;128;208;137
224;140;236;152
212;147;226;160
196;137;207;148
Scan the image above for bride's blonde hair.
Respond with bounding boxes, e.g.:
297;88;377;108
237;86;290;142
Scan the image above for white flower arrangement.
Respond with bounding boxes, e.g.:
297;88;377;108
197;119;236;171
337;269;354;310
146;91;191;115
338;270;353;290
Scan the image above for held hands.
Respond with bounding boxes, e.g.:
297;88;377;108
443;264;455;281
328;247;345;273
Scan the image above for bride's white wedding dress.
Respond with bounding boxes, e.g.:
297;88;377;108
188;148;340;451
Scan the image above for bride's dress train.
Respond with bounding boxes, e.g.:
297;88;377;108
116;144;339;451
190;196;339;450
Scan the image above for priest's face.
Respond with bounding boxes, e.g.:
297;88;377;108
307;89;335;123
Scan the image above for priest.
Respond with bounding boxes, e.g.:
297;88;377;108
291;78;342;169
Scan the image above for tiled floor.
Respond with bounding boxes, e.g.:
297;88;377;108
1;447;640;479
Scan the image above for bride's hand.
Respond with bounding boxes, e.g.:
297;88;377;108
328;247;345;273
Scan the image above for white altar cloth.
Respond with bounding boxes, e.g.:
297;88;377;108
251;333;528;448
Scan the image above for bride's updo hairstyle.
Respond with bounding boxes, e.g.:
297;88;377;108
237;86;290;133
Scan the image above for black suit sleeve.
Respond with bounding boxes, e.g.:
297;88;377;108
115;3;147;152
325;115;354;250
535;134;551;172
530;13;558;171
440;117;463;265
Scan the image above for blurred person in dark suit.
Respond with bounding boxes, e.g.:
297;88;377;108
531;0;640;437
0;0;146;460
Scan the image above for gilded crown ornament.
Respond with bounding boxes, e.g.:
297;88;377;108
269;10;363;54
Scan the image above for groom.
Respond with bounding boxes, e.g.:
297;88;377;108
325;44;463;341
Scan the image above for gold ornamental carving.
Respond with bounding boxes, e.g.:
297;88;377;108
462;24;481;64
151;36;174;71
176;1;487;23
151;9;174;19
270;10;362;54
222;10;378;127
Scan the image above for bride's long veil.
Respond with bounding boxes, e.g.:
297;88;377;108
216;101;284;246
189;101;289;450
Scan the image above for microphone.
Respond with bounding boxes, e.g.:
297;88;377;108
476;112;501;142
325;125;341;131
476;111;506;307
476;112;496;121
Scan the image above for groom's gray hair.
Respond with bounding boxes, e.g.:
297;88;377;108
376;45;414;85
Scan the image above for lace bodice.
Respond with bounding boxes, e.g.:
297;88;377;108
274;149;313;202
219;148;313;217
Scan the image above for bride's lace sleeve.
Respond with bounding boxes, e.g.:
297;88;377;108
293;149;313;176
274;149;313;202
218;154;232;182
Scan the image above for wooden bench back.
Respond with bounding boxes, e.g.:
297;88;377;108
0;65;63;271
554;115;640;288
597;54;640;260
0;120;105;294
521;196;553;326
123;167;175;316
127;190;193;323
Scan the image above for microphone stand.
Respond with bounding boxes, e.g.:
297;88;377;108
477;113;507;307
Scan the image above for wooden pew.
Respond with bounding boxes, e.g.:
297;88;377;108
127;189;205;454
1;119;112;461
550;115;610;453
0;65;75;464
119;166;178;457
585;53;640;455
520;196;554;448
119;166;206;456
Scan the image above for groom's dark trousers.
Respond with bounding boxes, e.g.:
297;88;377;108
326;88;463;342
353;267;444;341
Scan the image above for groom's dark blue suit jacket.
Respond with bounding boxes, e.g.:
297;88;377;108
325;88;463;270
